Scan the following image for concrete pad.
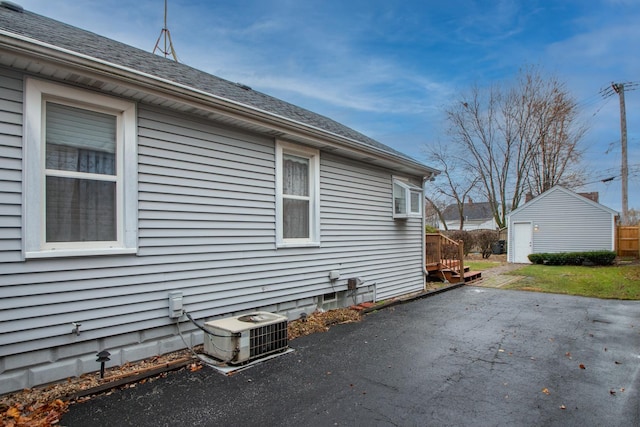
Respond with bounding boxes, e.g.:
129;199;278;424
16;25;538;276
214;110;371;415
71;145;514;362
199;349;296;375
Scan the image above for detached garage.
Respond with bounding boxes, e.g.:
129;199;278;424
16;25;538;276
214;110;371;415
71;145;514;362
507;186;618;263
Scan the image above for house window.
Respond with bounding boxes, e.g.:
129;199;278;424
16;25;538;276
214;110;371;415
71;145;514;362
393;179;422;219
275;140;320;246
23;78;137;258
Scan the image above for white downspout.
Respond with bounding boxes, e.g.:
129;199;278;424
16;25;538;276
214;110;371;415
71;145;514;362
422;174;433;289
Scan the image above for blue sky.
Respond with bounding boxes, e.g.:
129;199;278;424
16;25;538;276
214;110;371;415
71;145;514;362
17;0;640;210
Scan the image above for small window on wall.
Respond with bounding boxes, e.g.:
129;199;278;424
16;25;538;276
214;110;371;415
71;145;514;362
393;179;422;219
275;140;320;247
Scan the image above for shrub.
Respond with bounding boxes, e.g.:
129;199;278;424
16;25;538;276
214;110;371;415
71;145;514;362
445;230;474;256
444;229;501;258
528;254;544;264
527;251;616;266
473;229;499;258
425;225;439;233
583;251;617;266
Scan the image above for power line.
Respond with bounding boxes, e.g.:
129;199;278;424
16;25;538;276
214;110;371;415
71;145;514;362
573;164;640;188
599;81;640;99
576;91;605;108
589;96;613;118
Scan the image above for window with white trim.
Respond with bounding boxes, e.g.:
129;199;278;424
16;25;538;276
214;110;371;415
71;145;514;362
275;141;320;246
393;178;422;219
23;78;137;258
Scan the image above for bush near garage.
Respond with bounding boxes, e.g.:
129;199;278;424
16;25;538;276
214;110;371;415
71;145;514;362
528;251;617;266
445;230;475;256
473;230;500;258
445;229;500;258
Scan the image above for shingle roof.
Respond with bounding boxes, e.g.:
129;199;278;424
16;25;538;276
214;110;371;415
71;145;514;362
0;5;423;165
442;202;494;221
508;186;617;218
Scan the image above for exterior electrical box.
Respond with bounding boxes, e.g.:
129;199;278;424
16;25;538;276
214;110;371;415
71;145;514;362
348;277;363;290
168;291;183;318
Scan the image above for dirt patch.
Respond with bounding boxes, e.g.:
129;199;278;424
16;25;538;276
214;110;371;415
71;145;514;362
1;308;361;426
425;281;452;291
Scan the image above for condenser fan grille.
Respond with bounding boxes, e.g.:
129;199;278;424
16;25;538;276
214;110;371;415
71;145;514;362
249;320;288;359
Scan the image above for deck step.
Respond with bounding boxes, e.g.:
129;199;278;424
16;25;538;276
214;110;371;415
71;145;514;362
435;268;463;284
463;270;482;283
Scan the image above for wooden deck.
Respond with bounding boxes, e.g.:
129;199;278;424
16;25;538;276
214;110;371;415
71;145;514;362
426;261;482;284
426;233;482;284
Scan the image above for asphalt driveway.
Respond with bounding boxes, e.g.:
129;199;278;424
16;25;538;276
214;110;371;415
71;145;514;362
62;287;640;426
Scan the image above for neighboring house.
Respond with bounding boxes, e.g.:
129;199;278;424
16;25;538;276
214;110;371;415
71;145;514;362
439;201;498;231
0;6;438;393
507;186;618;263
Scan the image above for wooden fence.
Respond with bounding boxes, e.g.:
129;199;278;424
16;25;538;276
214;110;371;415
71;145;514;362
616;226;640;258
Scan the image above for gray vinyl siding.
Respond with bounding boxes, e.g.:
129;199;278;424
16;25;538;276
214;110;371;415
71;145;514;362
509;188;615;254
0;70;22;264
0;71;424;385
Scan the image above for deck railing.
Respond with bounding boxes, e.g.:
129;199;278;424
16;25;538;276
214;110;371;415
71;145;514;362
426;233;464;281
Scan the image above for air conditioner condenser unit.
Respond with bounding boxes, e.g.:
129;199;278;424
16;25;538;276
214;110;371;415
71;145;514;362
203;311;289;364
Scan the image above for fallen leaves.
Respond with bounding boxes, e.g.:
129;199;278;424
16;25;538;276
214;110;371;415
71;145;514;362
5;407;21;419
542;388;551;395
2;399;68;427
610;388;625;396
579;364;586;370
0;348;197;427
287;308;361;340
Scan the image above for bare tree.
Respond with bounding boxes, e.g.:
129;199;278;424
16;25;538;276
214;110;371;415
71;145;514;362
445;66;586;228
626;208;640;226
524;72;587;195
445;84;533;229
424;193;448;230
424;142;479;230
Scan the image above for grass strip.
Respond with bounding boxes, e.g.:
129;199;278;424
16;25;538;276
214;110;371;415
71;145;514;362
503;264;640;299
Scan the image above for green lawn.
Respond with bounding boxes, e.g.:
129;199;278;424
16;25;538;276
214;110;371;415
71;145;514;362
465;260;503;271
503;264;640;299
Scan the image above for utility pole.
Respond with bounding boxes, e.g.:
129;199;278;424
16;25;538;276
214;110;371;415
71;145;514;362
612;82;628;224
153;0;179;61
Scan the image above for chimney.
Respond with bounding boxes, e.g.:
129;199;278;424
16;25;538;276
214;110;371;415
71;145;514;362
579;192;599;203
525;192;533;203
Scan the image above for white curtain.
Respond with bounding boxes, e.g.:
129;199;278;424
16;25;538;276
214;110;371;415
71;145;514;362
283;154;309;239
